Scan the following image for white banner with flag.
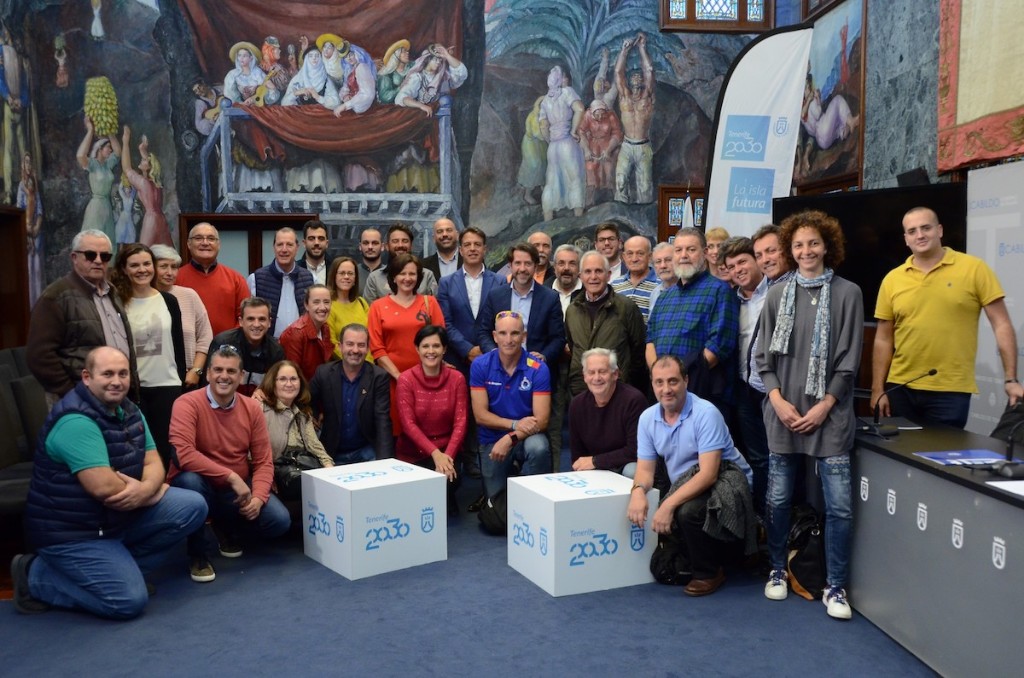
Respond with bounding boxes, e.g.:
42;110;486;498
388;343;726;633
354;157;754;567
704;27;814;238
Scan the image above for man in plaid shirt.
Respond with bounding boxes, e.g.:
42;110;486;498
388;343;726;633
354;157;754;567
645;227;738;413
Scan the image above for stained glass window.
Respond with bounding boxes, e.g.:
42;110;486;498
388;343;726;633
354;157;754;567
661;1;772;33
696;0;738;21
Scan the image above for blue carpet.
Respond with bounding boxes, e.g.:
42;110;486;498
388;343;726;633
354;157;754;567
1;477;935;677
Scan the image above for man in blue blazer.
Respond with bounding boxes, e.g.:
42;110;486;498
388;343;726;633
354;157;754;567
477;242;566;369
438;227;497;479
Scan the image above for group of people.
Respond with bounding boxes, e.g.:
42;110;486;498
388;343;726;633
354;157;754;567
15;206;1019;623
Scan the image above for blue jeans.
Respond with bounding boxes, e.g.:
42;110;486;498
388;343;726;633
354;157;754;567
332;444;377;465
479;433;551;498
28;487;208;619
885;385;971;429
766;452;852;588
171;472;291;558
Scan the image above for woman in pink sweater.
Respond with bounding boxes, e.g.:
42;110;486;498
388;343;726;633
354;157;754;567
396;325;467;509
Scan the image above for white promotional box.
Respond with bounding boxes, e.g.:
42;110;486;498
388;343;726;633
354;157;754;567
507;471;657;597
301;459;447;580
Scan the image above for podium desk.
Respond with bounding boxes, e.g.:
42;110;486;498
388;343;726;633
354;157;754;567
852;427;1023;677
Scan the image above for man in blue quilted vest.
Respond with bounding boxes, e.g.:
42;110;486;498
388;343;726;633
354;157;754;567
13;347;207;619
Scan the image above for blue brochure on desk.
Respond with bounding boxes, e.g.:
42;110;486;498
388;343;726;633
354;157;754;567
914;449;1020;466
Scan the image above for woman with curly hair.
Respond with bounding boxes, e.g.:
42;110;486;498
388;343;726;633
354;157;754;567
757;209;863;620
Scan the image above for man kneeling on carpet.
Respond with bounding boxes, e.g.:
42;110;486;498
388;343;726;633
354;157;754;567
13;347;208;619
471;310;552;498
168;345;291;583
627;355;757;596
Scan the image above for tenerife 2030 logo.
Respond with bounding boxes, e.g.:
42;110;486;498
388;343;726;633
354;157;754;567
722;115;769;162
336;470;386;483
364;516;411;551
308;511;331;537
512;513;536;548
569;529;618;566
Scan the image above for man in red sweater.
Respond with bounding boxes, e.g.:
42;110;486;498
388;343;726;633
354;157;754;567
168;345;290;583
175;222;250;335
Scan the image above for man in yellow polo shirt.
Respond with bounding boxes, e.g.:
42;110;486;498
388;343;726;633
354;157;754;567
872;206;1024;428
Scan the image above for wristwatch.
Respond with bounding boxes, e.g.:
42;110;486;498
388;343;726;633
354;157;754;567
192;367;204;376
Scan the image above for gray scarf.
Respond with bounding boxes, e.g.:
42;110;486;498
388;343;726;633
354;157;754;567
768;268;834;399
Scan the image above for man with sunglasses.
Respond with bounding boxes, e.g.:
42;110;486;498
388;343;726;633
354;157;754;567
28;229;139;408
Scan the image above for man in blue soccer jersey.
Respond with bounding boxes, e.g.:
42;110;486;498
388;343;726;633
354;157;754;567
470;311;552;498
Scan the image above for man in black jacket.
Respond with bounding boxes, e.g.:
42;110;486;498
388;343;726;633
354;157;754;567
208;297;285;397
309;323;393;463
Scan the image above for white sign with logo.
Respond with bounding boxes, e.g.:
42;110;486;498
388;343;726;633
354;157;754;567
507;471;656;597
301;460;446;580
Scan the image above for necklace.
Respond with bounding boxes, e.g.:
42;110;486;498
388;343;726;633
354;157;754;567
803;286;821;306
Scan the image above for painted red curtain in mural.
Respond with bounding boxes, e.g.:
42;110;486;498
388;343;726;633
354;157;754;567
177;0;461;154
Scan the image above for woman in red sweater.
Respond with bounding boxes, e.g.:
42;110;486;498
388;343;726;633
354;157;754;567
396;325;466;509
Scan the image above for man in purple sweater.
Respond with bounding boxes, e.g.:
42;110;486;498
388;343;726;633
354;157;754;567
568;348;647;477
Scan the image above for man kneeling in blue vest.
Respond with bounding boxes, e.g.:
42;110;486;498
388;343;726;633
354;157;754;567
13;347;207;619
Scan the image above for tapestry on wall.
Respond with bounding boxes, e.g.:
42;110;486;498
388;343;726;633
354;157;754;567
938;0;1024;172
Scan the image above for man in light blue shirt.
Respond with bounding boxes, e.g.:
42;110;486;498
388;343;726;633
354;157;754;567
628;355;754;597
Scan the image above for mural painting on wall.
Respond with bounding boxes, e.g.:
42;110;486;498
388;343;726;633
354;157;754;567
7;0;749;295
795;0;864;186
475;0;750;265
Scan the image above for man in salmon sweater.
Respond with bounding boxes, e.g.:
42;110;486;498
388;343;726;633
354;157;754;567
168;345;290;583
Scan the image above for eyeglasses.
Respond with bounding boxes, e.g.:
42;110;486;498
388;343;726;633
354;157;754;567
495;310;523;323
189;235;220;243
74;250;113;263
275;376;300;383
596;236;619;244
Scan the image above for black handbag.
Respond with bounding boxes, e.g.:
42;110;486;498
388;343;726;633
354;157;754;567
273;414;323;500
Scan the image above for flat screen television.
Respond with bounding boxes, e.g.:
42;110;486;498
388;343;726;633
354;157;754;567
773;183;967;319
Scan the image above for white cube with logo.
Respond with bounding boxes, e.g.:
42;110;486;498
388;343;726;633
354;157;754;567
507;471;657;597
301;459;447;580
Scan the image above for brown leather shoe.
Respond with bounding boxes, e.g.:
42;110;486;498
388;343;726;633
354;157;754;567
683;567;726;597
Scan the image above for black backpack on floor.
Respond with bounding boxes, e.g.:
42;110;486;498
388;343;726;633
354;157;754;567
478;489;507;536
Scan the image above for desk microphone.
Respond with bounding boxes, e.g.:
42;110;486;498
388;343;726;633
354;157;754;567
865;369;938;438
996;416;1024;479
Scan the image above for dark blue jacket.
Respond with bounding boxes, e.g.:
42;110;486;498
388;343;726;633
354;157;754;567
477;282;566;368
437;268;500;374
24;382;147;548
252;262;314;335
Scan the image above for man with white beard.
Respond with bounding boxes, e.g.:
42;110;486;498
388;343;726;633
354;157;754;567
645;227;738;414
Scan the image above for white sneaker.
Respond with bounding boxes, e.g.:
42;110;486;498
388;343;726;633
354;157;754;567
823;585;852;619
764;569;788;601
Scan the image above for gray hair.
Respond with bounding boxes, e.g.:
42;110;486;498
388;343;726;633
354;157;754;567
150;244;182;265
581;347;619;372
188;221;219;238
71;229;112;251
553;243;581;260
652;241;674;257
579;249;610;270
676;227;706;248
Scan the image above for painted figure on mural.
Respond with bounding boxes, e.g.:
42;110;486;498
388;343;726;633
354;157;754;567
517;95;547;206
76;114;121;243
121;126;172;247
282;48;340;108
255;36;290;106
334;41;377;115
17;152;43;306
799;73;859;176
112;176;141;245
539;65;585;222
592;47;619;110
376;39;412;105
192;77;224;136
318;34;347;88
614;33;655;205
0;22;32;202
223;41;266;106
578;98;623;207
396;44;467;116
